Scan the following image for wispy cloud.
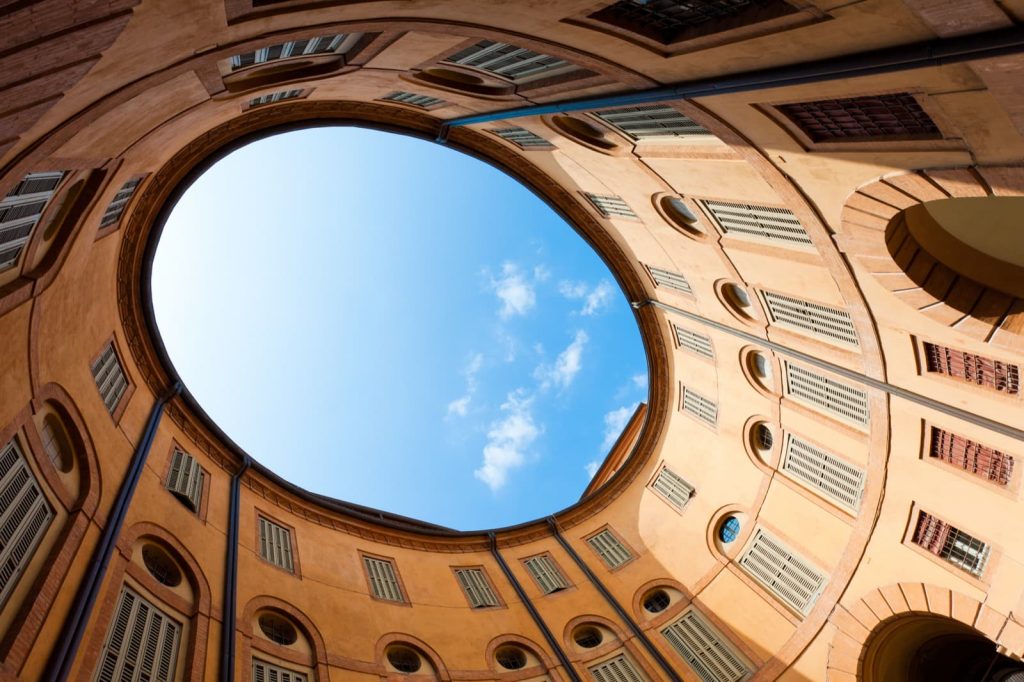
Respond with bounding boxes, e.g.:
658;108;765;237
474;390;541;491
585;403;637;480
632;373;648;391
446;352;484;418
558;279;614;316
535;330;588;391
490;262;536;319
585;460;601;479
447;396;471;417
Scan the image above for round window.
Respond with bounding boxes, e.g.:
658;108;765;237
387;646;422;673
40;413;73;473
659;196;706;239
258;612;298;646
755;423;773;452
141;545;182;587
495;646;528;670
550;115;618;151
719;281;758;323
643;589;671;614
719;516;741;544
573;625;603;649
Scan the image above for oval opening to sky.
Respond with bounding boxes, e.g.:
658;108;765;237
152;127;646;530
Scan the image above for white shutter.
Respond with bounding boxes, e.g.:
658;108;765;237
761;291;858;347
587;529;633;568
455;568;499;607
700;200;811;247
781;434;865;510
662;610;751;682
230;33;359;69
738;528;826;616
383;91;444;108
647;265;692;295
675;325;714;359
491;126;551;148
651;466;695;510
364;556;403;601
248;89;303;107
99;178;141;228
585;193;637;218
681;387;717;427
784;363;869;427
166;449;203;511
0;171;64;271
593;105;712;140
94;587;180;682
444;40;573;81
258;517;294;572
0;440;54;608
253;659;307;682
523;555;569;594
589;654;646;682
90;342;128;414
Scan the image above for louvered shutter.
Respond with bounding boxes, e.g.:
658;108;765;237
491;127;551;148
585;193;637;218
455;568;498;607
699;200;811;246
738;529;826;615
675;326;714;359
230;34;354;69
100;178;141;228
258;517;294;572
0;171;64;271
761;291;858;347
662;610;750;682
383;91;445;108
647;266;692;295
651;467;695;510
0;440;54;608
94;587;180;682
593;105;711;140
588;653;646;681
91;343;128;414
784;363;869;427
587;530;633;568
681;387;718;427
364;556;403;601
166;449;203;511
444;40;572;81
524;555;569;594
781;435;865;510
253;659;307;682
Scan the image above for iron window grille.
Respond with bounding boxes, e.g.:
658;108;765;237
912;511;991;577
929;427;1014;486
923;343;1020;394
776;93;941;143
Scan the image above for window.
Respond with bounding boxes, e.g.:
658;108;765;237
386;646;422;673
523;554;570;594
94;587;180;682
643;589;671;613
647;265;692;295
754;424;773;452
490;126;552;149
776;93;940;143
738;528;826;615
258;516;294;572
761;290;859;347
699;199;811;246
0;171;64;271
382;91;445;108
166;448;204;512
585;193;637;218
650;466;695;511
39;414;73;472
363;555;404;601
91;342;129;415
141;545;182;588
574;625;603;648
592;104;711;140
443;40;574;81
258;612;298;646
781;434;865;510
923;343;1020;395
495;646;528;670
662;609;751;682
929;427;1014;486
783;363;870;427
681;386;718;427
718;517;741;544
589;654;647;682
454;567;499;608
587;528;633;568
912;511;990;577
230;34;358;69
0;439;54;608
248;89;304;107
252;659;307;682
675;325;714;359
99;178;141;229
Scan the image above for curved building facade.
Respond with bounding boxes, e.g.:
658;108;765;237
1;1;1024;680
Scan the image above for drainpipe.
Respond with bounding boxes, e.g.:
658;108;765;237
438;25;1024;131
546;517;683;682
44;381;183;682
488;532;582;682
220;454;252;682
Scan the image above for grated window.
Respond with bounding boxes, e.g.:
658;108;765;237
587;529;633;568
929;427;1014;486
523;555;569;594
94;587;180;682
491;126;552;149
700;199;811;246
781;434;865;510
784;363;869;427
443;40;574;81
585;193;637;218
230;34;358;69
364;556;404;601
675;325;714;359
252;659;307;682
776;93;940;143
382;91;445;108
647;265;692;295
738;528;826;615
644;589;671;613
0;439;54;609
651;466;695;510
141;545;182;588
662;609;751;682
99;178;141;229
166;448;204;512
761;290;858;347
248;89;303;107
454;568;499;608
258;517;294;572
91;342;128;415
589;654;647;682
0;171;64;271
681;387;718;427
592;105;711;140
587;0;796;45
923;343;1019;395
912;511;990;577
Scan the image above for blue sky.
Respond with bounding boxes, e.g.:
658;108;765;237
151;127;646;530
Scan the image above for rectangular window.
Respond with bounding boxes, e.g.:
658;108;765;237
699;199;811;247
94;586;180;682
230;34;360;69
443;40;574;81
738;528;826;615
592;104;711;140
585;193;637;218
0;439;54;609
99;178;142;229
912;511;990;577
454;568;499;608
248;89;304;107
662;609;751;682
490;126;552;149
761;290;858;347
166;448;204;512
589;653;647;682
681;386;717;427
382;91;445;108
775;93;940;143
781;434;865;510
252;659;307;682
923;343;1020;395
363;555;404;602
258;516;294;572
0;171;64;271
587;528;633;569
929;427;1014;486
784;363;869;427
523;554;570;594
91;342;129;415
651;466;695;511
647;265;692;295
675;325;714;359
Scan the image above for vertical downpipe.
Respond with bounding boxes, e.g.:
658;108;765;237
220;455;252;682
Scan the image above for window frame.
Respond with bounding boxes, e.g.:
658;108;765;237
520;552;573;595
919;420;1021;497
901;502;1000;587
89;335;136;425
163;443;210;520
359;551;409;605
584;526;637;571
451;565;505;609
647;462;696;514
254;511;299;576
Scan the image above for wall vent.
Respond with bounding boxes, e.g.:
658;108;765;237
592;104;711;140
783;363;869;427
682;387;718;427
662;609;751;682
675;325;714;359
699;199;811;246
739;528;826;615
781;434;865;510
761;290;858;347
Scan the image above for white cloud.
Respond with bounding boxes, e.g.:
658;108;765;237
558;280;588;299
491;262;536;319
601;404;636;452
447;396;471;417
533;265;551;282
446;353;484;418
632;373;648;391
558;279;614;316
474;390;541;491
535;330;588;391
584;460;601;479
